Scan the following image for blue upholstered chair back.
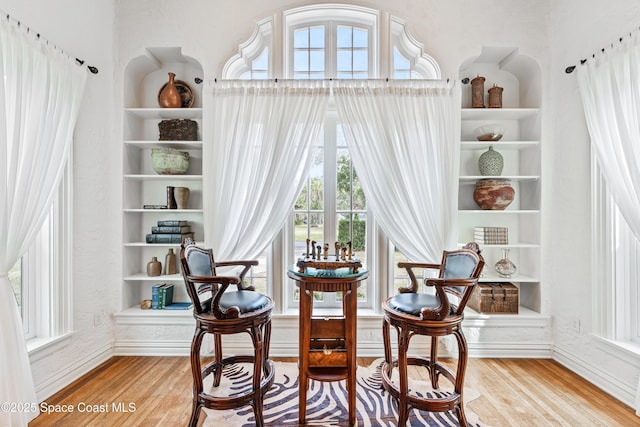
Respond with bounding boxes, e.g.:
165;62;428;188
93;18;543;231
443;251;480;295
186;249;215;276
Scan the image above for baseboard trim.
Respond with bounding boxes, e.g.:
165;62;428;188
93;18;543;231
112;338;553;359
553;344;637;408
113;339;192;356
34;343;112;401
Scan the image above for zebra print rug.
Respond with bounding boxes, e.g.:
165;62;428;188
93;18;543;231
202;359;487;426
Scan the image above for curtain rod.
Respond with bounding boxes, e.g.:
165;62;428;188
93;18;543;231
212;77;451;83
565;26;640;74
2;12;98;74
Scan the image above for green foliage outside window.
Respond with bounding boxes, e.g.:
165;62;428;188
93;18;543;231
338;215;365;250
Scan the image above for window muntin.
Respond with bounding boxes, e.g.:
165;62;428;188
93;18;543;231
393;47;412;79
289;22;370;80
241;47;270;80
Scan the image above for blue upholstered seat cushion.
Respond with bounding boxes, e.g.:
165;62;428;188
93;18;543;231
219;290;270;314
388;293;446;317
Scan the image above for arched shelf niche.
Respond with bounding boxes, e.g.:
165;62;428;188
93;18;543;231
124;47;203;109
459;46;541;109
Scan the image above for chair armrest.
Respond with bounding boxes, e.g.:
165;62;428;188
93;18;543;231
424;277;477;288
397;262;441;293
215;260;259;290
425;277;479;316
186;274;243;318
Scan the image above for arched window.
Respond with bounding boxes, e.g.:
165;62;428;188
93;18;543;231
222;5;441;312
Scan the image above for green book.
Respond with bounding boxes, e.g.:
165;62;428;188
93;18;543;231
159;284;174;309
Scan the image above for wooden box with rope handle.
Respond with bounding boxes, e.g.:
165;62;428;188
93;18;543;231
468;283;519;314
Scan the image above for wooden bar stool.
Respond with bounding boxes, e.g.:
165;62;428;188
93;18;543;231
382;243;484;426
180;239;275;427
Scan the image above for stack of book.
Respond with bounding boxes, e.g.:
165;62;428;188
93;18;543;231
474;227;508;244
146;220;194;244
151;283;193;310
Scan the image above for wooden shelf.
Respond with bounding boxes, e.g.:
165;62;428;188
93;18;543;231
124;140;202;149
125;107;202;119
459;175;540;183
461;140;539;149
461;108;540;120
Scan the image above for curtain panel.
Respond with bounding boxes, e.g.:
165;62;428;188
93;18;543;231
332;80;460;262
203;80;330;261
577;33;640;242
576;32;640;416
0;19;87;425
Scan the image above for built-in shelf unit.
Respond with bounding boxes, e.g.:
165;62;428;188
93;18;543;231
458;46;542;316
120;47;203;318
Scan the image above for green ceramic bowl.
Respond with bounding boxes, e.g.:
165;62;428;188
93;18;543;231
151;148;190;175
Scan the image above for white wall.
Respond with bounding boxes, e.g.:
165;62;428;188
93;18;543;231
2;0;118;400
549;0;640;408
5;0;640;409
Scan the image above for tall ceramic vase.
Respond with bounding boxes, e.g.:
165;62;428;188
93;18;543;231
174;187;190;209
158;72;182;108
164;248;177;275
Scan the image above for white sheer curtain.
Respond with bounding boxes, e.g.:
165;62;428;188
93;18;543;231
0;19;87;425
577;33;640;242
204;80;329;261
333;80;460;262
576;32;640;416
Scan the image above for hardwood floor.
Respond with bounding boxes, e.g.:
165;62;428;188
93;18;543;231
28;356;638;426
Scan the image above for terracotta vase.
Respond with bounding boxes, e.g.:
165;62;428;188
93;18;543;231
471;75;485;108
488;85;504;108
473;179;515;210
164;248;177;275
174;187;190;209
146;256;162;277
158;72;182;108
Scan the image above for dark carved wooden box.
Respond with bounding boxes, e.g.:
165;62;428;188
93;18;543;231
158;119;198;141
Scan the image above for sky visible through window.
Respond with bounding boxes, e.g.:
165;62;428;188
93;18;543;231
293;24;368;79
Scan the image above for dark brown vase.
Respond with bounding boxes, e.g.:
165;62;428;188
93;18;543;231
158;72;182;108
166;186;177;209
473;179;515;210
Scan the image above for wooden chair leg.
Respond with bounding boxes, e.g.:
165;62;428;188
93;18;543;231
382;317;392;371
263;320;272;377
430;335;439;389
453;328;469;426
250;325;265;427
212;333;223;387
189;329;206;427
397;327;410;426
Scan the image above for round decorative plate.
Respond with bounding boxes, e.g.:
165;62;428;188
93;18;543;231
157;80;194;108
